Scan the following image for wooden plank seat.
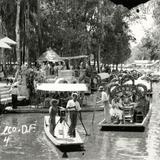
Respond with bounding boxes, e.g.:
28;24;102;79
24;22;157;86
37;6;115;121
0;88;11;92
0;93;11;99
0;85;28;107
0;96;27;104
0;86;12;104
0;97;12;104
0;91;27;104
0;90;11;95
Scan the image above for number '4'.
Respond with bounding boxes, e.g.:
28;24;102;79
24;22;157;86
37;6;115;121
4;136;10;147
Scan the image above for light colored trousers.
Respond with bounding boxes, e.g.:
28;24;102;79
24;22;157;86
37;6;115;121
104;101;110;122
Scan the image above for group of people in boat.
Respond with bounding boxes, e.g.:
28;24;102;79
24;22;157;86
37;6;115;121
96;86;150;124
49;92;81;138
48;84;150;138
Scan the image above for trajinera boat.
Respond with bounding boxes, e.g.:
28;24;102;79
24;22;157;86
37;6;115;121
37;83;88;146
98;73;152;131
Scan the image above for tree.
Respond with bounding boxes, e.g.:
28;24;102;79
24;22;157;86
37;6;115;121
15;0;21;67
0;0;132;71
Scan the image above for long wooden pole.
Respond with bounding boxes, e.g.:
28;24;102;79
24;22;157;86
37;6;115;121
79;112;90;136
92;93;97;124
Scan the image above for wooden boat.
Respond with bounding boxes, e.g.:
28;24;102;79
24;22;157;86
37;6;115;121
98;104;152;132
99;74;152;132
44;115;84;146
38;83;89;146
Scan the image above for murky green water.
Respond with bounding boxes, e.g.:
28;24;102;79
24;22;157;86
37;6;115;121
0;83;160;160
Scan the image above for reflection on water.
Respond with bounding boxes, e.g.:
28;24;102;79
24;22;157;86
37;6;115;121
0;84;160;160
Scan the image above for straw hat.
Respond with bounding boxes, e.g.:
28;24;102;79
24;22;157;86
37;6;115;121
50;99;59;105
98;86;104;91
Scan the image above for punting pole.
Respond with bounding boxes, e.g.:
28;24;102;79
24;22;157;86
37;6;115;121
91;103;96;124
92;93;98;124
79;111;90;136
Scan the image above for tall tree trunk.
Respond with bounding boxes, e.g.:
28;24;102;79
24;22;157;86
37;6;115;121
97;45;101;73
25;0;30;65
15;0;21;67
37;0;42;58
1;48;6;77
22;7;26;64
97;0;104;73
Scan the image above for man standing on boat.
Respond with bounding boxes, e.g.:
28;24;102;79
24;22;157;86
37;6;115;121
49;99;59;136
96;86;110;123
66;92;81;137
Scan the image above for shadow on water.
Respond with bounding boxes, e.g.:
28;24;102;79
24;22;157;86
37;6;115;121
58;145;85;152
58;145;85;158
101;126;145;132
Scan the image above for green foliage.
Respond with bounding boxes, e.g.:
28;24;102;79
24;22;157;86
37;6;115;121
129;0;160;61
0;0;132;68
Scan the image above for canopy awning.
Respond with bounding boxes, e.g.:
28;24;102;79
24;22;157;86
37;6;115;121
36;83;88;92
125;79;151;90
62;55;88;60
0;40;12;49
38;49;63;62
0;37;16;45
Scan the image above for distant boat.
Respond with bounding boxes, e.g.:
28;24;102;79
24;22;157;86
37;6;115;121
44;116;84;146
98;104;152;132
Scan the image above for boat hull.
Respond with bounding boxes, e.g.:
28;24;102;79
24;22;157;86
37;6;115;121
44;116;84;146
98;104;152;132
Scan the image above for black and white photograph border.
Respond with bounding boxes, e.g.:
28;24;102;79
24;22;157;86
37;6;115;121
0;0;159;160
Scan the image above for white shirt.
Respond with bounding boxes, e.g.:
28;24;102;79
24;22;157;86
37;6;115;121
66;99;81;111
110;108;119;116
101;91;109;102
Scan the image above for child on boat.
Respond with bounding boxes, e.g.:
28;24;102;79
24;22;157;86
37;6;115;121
121;94;132;106
49;99;59;136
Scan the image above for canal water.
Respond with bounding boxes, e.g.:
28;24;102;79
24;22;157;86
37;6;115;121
0;83;160;160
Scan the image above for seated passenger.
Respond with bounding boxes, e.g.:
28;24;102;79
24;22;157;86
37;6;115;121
110;98;123;124
134;93;149;119
122;94;132;106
